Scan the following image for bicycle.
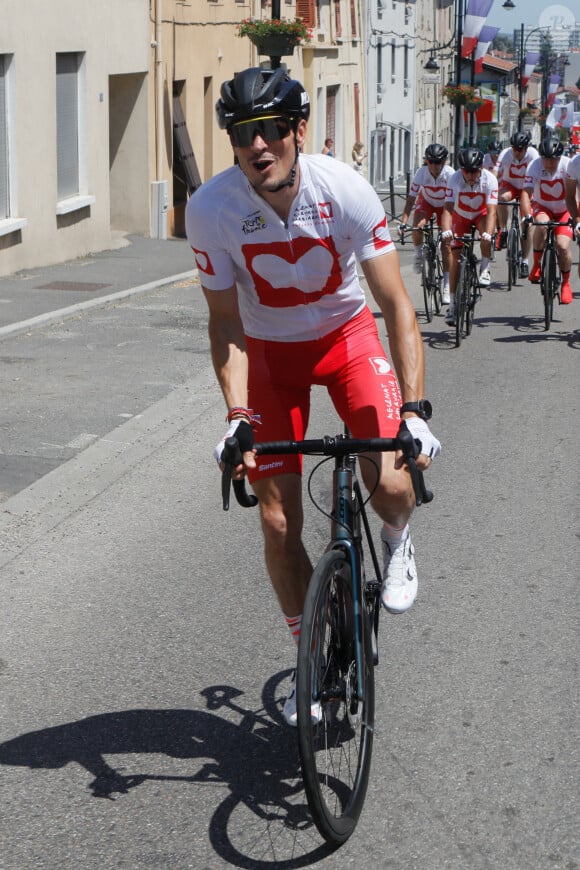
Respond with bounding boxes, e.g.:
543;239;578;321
505;200;523;292
221;426;433;845
399;219;443;322
524;217;570;330
453;226;481;348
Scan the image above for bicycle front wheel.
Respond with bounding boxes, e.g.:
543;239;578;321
542;248;557;330
421;250;434;322
455;259;467;347
506;228;518;291
297;549;375;845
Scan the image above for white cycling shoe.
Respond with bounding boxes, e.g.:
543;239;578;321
380;529;418;614
282;671;323;727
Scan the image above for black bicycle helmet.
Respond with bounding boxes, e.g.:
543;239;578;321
458;148;484;170
216;67;310;130
488;139;501;152
425;143;448;162
538;135;564;158
510;130;531;149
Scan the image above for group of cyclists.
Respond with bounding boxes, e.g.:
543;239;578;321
401;130;580;325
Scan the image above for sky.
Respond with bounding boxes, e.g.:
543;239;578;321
486;0;577;35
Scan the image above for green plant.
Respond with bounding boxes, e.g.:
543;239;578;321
442;84;482;107
237;17;312;46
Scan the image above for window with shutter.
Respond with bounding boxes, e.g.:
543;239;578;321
334;0;342;38
0;56;8;219
56;53;80;200
297;0;317;28
350;0;357;37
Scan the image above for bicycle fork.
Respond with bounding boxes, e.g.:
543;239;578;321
328;460;369;704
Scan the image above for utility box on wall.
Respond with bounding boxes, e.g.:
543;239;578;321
151;180;168;240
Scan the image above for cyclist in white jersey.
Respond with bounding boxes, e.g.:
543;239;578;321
496;131;538;274
440;147;498;325
398;143;454;301
520;135;574;303
185;68;440;726
565;152;580;283
482;139;501;177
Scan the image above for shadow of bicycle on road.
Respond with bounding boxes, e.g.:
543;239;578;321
0;671;334;868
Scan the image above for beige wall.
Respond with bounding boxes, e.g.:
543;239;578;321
0;0;149;276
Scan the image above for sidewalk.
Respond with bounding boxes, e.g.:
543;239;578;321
0;234;197;340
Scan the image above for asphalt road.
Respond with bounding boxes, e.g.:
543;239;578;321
0;247;578;869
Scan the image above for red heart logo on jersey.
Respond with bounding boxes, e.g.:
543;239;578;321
426;186;446;202
539;179;565;201
458;192;485;211
509;164;526;179
243;236;342;308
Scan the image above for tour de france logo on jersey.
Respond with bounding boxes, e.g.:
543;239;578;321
240;211;267;235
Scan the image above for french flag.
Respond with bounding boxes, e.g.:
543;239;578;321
462;0;494;58
473;25;499;72
522;51;540;89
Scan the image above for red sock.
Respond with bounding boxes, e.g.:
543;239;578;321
285;614;302;646
533;251;542;267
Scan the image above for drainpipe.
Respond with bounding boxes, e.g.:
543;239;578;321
152;0;168;239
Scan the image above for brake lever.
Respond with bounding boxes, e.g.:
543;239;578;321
397;425;434;507
221;437;258;511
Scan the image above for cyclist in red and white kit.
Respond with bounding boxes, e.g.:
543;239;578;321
398;143;454;302
496;131;538;275
520;134;573;304
185;68;440;726
440;147;498;325
565;152;580;285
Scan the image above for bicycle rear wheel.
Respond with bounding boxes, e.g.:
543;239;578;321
421;250;434;322
542;248;556;330
297;549;375;845
433;248;444;314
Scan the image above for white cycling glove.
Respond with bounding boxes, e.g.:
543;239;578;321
575;221;580;241
441;229;453;240
481;232;492;242
213;418;254;465
405;417;441;460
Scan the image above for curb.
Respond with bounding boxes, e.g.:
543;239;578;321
0;269;198;342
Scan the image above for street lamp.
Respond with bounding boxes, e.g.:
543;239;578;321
516;24;548;130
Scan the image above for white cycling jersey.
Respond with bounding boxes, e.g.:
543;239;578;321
444;168;498;220
497;146;539;190
566;153;580;189
409;164;454;208
524;156;570;212
482;154;499;175
185;154;394;342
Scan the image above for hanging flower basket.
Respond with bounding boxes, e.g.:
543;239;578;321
237;18;312;56
442;84;481;108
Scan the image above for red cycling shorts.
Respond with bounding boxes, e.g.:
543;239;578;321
531;204;573;239
451;212;488;249
245;305;402;481
498;183;522;201
414;195;444;225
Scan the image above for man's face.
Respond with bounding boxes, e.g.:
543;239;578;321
229;115;306;194
427;158;445;178
461;167;481;185
512;145;527;161
542;156;560;173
